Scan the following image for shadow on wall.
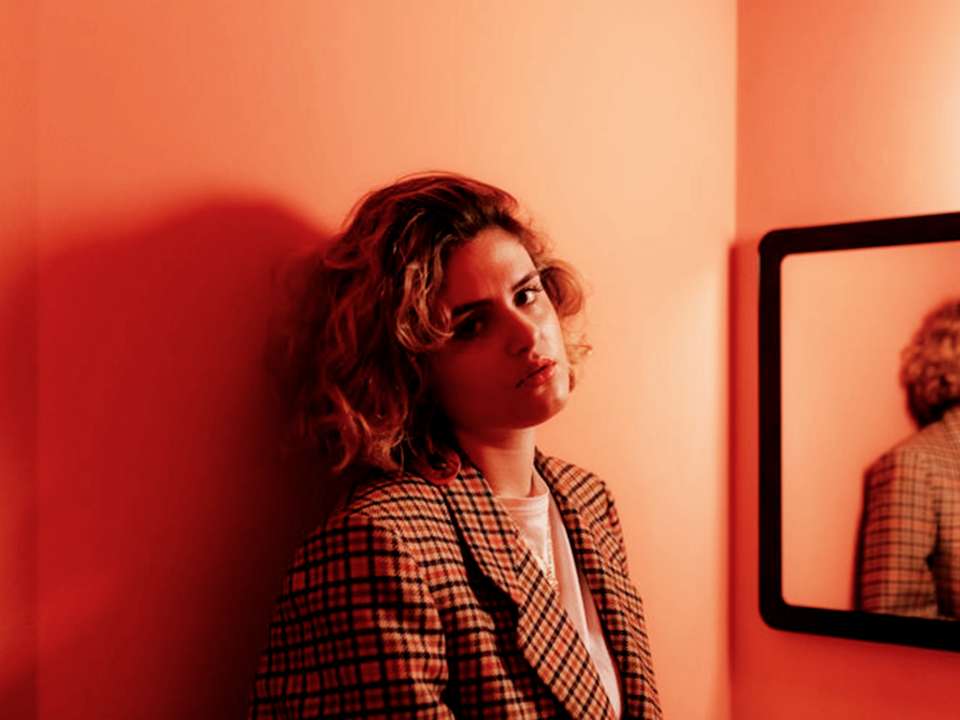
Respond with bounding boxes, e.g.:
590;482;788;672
10;201;334;719
0;237;38;720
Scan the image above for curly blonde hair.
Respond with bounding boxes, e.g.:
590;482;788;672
273;172;590;499
900;298;960;427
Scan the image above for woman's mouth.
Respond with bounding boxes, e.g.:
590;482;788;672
517;359;557;388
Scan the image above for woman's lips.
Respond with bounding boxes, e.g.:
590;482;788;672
518;360;557;388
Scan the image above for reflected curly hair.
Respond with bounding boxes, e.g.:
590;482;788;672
275;172;590;500
900;298;960;427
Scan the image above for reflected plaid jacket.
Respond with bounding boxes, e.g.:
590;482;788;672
857;405;960;619
249;448;661;719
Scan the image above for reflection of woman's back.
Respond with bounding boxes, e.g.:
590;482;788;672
856;299;960;619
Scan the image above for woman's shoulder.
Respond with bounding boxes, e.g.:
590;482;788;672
537;450;599;480
876;415;959;468
537;449;634;574
536;449;616;515
536;448;607;488
300;470;457;556
866;418;960;493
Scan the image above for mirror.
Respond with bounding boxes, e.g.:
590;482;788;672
759;211;960;651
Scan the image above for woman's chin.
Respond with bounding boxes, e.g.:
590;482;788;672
515;391;569;428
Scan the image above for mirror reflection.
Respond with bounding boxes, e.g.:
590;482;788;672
856;297;960;619
781;240;960;619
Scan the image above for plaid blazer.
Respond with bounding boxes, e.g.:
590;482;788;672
249;448;661;719
857;405;960;618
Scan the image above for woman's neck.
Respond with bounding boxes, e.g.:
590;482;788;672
453;428;537;498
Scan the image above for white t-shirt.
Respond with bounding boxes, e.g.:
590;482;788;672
497;473;623;719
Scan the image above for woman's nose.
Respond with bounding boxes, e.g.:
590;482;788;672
506;309;540;355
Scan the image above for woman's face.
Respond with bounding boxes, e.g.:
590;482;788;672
425;227;570;438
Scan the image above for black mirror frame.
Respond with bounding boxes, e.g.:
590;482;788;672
758;211;960;652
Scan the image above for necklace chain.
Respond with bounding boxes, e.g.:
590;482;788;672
526;469;559;592
536;472;558;591
539;526;558;591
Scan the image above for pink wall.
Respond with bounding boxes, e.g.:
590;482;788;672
5;2;735;719
736;0;960;717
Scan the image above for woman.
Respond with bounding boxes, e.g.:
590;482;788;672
856;298;960;620
249;172;661;718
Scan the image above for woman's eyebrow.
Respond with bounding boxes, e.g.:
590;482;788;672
451;270;541;319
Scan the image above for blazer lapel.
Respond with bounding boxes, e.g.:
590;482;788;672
443;459;616;720
536;449;659;720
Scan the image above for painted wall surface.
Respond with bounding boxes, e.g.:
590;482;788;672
781;242;960;610
736;1;960;718
6;2;735;719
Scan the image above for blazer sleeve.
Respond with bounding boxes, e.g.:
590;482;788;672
856;449;939;618
248;510;454;719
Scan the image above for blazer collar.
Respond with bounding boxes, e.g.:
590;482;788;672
441;447;638;720
534;449;656;720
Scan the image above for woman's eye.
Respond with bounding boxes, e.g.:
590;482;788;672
516;285;544;305
453;316;485;339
